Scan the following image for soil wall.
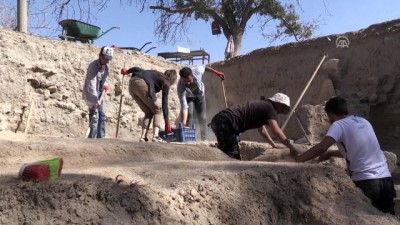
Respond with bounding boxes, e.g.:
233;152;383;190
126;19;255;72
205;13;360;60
205;19;400;149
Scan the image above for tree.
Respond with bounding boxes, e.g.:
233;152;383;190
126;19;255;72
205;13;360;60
41;0;317;56
0;0;17;29
147;0;316;56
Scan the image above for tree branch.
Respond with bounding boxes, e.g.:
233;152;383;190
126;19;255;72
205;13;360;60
150;5;195;13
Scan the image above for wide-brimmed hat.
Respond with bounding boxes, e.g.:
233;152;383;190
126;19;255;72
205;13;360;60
268;93;290;109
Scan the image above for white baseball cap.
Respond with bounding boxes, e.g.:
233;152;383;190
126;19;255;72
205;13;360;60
101;46;113;60
268;93;291;109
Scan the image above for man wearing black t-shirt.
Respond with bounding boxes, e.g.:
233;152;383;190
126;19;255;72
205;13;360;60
210;93;299;160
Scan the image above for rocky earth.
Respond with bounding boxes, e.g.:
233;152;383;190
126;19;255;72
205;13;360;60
0;19;399;225
0;29;181;139
0;133;398;225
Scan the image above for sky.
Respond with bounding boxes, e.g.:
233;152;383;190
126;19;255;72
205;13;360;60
10;0;400;63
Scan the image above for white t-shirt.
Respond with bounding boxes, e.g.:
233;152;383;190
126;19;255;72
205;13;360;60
326;115;391;181
177;65;206;109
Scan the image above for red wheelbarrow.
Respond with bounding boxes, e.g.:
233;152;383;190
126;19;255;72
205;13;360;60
59;19;119;44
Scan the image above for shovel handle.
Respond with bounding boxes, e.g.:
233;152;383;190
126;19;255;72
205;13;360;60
221;80;228;108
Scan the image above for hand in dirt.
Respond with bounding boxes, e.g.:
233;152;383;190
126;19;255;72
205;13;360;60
289;148;300;158
273;144;286;149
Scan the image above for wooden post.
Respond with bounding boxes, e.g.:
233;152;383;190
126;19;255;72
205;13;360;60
282;55;326;130
24;99;34;134
115;75;125;138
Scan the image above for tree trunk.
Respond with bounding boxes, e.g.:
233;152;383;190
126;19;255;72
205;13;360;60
231;32;243;56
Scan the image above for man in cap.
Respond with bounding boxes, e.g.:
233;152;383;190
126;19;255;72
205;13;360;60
82;46;113;138
210;93;299;160
296;96;395;214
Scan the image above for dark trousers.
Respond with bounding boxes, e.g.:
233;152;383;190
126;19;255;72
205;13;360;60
187;95;207;140
210;112;241;160
354;177;396;215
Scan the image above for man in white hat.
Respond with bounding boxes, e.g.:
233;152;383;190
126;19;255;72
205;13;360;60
210;93;299;160
82;46;113;138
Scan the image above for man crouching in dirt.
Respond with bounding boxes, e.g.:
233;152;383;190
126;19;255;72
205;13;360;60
296;96;396;215
82;46;112;138
210;93;300;160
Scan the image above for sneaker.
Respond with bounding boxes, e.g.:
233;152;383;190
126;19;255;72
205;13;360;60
139;138;146;142
152;137;165;142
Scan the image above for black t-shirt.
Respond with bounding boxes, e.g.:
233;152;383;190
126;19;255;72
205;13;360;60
128;67;170;119
220;100;278;133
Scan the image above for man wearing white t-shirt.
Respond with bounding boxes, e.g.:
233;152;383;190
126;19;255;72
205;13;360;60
296;96;395;215
177;66;224;140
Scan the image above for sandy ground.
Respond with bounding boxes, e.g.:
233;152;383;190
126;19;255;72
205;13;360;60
0;132;398;225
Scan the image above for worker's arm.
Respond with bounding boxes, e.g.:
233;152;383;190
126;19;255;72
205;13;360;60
205;66;224;80
317;149;343;162
258;125;277;148
83;63;100;108
181;108;188;126
177;81;189;126
268;119;298;154
127;67;144;74
296;136;337;162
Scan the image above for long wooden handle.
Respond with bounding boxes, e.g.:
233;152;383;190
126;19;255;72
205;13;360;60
24;100;34;134
282;55;326;130
221;80;228;108
115;75;125;138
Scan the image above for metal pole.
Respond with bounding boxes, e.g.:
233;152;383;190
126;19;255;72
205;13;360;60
282;55;326;130
17;0;28;33
294;112;312;145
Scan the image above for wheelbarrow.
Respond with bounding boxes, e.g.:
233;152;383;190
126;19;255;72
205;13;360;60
118;42;157;53
59;19;119;44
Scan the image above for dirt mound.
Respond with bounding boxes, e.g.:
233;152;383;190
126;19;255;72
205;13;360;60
0;134;398;225
0;29;181;139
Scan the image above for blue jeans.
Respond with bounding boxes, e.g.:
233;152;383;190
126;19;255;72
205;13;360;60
88;103;106;138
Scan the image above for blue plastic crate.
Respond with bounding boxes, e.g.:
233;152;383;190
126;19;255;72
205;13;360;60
159;124;196;142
